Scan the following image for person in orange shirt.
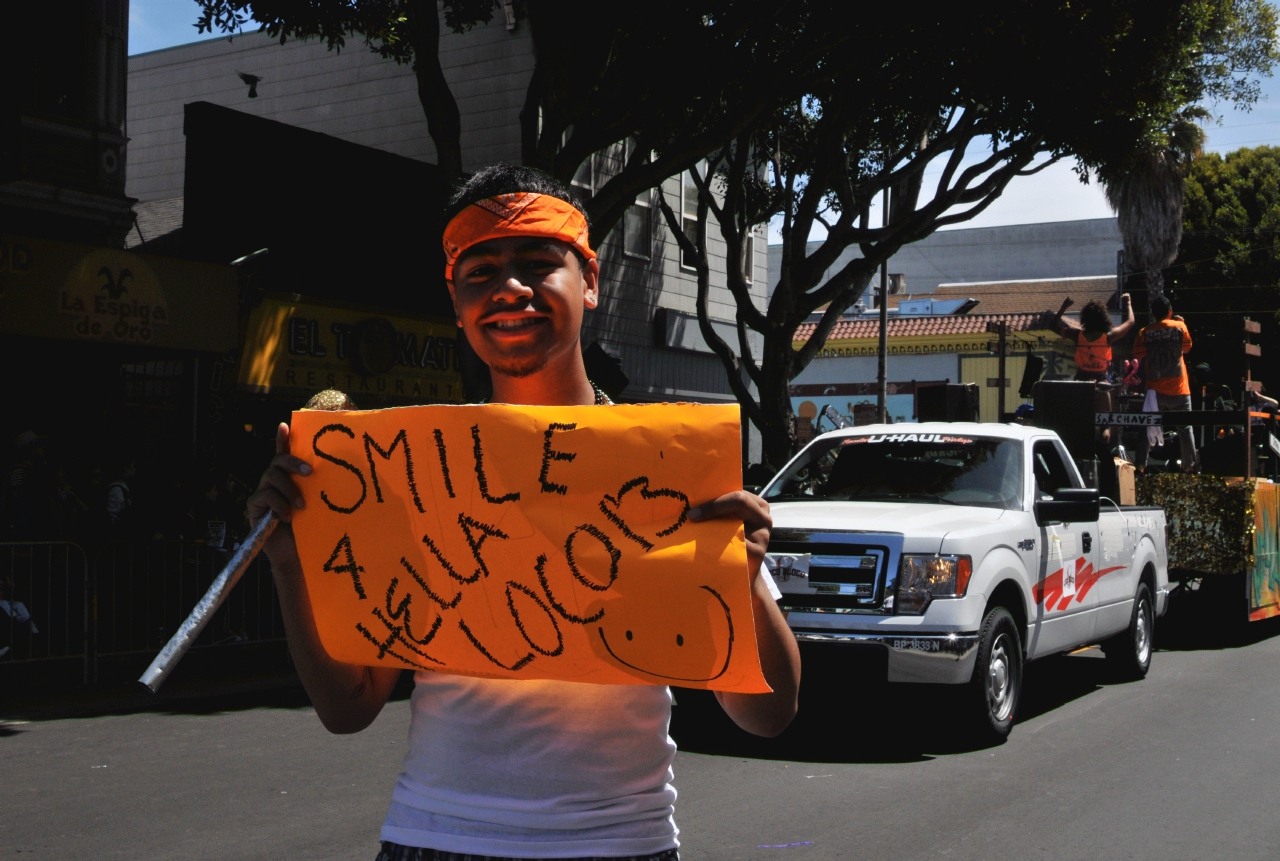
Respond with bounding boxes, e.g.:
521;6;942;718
1133;295;1196;471
1052;294;1135;383
1051;294;1135;452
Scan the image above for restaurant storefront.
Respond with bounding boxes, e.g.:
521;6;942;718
0;234;240;543
237;295;462;408
1;235;465;548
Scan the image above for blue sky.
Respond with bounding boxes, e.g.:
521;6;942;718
129;0;240;56
131;0;1280;231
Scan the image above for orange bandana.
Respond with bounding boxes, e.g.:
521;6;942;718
442;192;595;282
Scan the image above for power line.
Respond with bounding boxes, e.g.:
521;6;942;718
1127;239;1280;279
1205;136;1280;147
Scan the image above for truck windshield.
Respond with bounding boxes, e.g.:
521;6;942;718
763;432;1024;511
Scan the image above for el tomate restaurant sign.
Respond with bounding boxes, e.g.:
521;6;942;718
237;296;462;403
0;234;238;352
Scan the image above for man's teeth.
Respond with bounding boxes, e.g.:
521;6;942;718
493;318;539;329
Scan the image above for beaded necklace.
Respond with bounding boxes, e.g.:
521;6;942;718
480;383;611;406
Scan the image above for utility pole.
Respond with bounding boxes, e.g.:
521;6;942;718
1116;249;1125;313
997;321;1008;421
986;320;1009;422
877;185;889;424
1245;317;1261;480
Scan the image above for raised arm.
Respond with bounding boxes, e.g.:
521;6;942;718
248;423;402;733
1109;293;1135;341
691;492;800;737
1051;297;1080;336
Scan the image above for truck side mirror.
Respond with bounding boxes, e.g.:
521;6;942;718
1035;487;1100;526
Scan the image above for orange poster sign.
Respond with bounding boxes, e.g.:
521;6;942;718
289;403;769;693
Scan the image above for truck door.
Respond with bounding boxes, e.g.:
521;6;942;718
1029;439;1099;656
1089;504;1139;641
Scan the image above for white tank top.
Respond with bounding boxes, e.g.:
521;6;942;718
381;672;679;858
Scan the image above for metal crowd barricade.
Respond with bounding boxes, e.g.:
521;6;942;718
93;541;284;677
0;542;90;683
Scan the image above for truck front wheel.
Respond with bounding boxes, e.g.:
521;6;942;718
965;606;1023;743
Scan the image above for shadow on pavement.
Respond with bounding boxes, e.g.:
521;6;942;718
1156;576;1280;652
1016;651;1108;722
0;721;31;737
671;644;942;764
4;669;416;722
674;644;1158;764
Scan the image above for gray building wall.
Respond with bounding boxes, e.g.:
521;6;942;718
767;217;1122;299
791;352;959;387
127;27;531;200
126;26;767;410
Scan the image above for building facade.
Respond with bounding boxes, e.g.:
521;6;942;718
768;218;1123;301
787;274;1115;428
791;313;1075;427
126;25;768;408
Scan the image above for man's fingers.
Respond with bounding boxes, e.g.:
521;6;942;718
272;453;312;476
260;466;306;509
275;422;290;457
689;491;771;528
248;486;296;525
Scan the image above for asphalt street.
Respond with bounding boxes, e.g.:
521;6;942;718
6;600;1280;861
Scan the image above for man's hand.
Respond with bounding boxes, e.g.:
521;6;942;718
1122;292;1132;309
244;418;400;734
690;490;771;584
690;490;799;738
246;422;312;567
248;422;311;525
1057;297;1074;315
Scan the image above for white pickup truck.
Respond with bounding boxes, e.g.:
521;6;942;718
762;422;1170;741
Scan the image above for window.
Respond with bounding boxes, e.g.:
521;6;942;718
623;190;652;259
121;360;186;407
1032;440;1077;497
762;433;1024;511
619;139;651;259
681;168;701;268
742;229;755;283
564;127;595;195
571;155;594;195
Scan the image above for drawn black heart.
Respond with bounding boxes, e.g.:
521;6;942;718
598;476;690;552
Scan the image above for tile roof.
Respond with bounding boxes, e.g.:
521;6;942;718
885;275;1117;315
795;312;1052;343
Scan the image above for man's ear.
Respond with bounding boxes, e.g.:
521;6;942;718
582;257;600;310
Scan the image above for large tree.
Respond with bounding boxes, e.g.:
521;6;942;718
1169;145;1280;392
656;1;1278;469
1103;0;1279;301
1100;111;1207;301
196;0;856;246
1176;145;1280;288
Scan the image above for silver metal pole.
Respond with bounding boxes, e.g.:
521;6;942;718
138;513;278;693
877;187;889;424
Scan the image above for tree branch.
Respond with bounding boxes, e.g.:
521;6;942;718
404;0;462;183
655;186;762;427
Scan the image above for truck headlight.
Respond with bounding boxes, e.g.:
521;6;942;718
896;555;972;615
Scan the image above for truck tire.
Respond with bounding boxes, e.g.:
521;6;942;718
965;606;1023;743
1102;582;1153;680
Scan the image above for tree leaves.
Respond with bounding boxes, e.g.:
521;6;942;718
1178;145;1280;288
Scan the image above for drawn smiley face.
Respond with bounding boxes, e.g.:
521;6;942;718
596;584;735;682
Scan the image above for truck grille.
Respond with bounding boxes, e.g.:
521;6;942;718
767;528;904;614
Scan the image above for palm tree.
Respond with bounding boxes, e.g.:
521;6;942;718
1101;110;1206;301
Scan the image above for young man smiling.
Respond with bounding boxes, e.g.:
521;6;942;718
248;165;801;861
